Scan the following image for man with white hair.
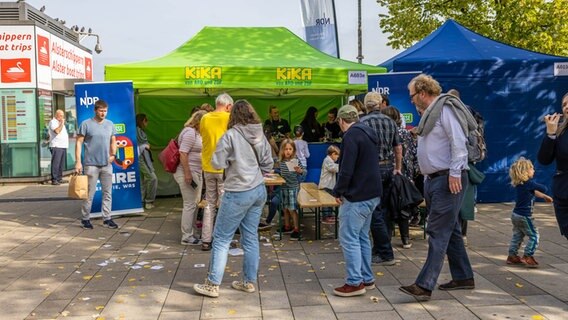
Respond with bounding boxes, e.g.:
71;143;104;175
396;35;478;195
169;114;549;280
399;74;474;301
200;93;233;251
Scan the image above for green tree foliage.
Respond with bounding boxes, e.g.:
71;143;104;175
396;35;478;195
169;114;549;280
377;0;568;56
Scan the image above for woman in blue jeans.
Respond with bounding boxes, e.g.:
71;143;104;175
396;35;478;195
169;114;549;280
194;99;273;298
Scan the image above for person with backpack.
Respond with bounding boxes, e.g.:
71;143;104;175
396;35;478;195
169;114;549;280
399;74;475;301
448;89;487;246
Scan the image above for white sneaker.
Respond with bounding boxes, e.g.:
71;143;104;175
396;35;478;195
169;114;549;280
194;279;219;298
145;202;155;210
181;236;201;245
231;280;256;293
463;236;468;247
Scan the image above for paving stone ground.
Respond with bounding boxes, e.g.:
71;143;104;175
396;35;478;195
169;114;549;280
1;184;567;319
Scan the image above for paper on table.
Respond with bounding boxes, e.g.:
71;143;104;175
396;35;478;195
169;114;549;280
285;159;299;172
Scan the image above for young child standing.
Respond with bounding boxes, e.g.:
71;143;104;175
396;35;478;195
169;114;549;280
508;157;553;267
319;145;340;223
279;138;306;240
293;125;310;170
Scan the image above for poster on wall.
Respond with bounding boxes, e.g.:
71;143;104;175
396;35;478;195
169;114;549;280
74;81;142;216
368;72;421;128
0;26;36;89
0;88;37;143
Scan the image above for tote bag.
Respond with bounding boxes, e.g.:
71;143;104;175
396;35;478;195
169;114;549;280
158;138;180;173
68;174;88;199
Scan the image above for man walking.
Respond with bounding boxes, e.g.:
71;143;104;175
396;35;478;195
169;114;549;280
360;92;405;265
332;105;382;297
399;74;475;300
75;100;119;230
200;93;233;251
49;109;68;185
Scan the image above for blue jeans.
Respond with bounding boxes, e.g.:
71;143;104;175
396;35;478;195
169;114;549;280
415;172;473;291
509;213;539;257
266;186;281;224
207;183;267;285
339;197;380;286
371;164;394;260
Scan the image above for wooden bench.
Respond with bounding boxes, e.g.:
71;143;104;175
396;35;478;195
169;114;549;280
296;183;339;240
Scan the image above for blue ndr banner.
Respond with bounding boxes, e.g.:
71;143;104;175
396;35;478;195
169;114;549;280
74;81;143;216
368;72;421;128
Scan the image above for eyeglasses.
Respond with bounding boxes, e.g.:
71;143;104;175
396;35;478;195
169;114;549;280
410;92;418;99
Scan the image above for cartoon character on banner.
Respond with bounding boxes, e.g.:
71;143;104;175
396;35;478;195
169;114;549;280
114;136;135;170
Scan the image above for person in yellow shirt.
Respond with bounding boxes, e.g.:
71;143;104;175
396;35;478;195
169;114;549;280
199;93;233;251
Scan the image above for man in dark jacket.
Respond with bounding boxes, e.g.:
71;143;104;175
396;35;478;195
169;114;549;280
332;105;382;297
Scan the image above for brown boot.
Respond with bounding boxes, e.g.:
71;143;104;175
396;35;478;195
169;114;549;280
399;284;432;300
438;278;475;290
521;255;539;268
506;255;523;265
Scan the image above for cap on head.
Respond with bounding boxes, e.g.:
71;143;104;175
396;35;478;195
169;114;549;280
337;105;359;122
364;92;382;109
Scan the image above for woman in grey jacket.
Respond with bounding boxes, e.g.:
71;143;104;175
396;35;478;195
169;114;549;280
194;99;273;298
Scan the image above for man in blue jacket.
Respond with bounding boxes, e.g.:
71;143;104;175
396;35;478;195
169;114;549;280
332;105;382;297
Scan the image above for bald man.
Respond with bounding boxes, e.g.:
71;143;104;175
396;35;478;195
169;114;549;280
49;109;69;185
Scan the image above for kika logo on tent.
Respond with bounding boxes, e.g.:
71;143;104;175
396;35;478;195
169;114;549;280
276;68;312;80
185;66;222;80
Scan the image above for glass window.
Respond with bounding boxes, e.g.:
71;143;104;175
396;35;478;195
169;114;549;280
0;89;39;177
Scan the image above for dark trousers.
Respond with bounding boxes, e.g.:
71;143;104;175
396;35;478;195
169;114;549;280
415;171;473;290
553;198;568;240
50;147;66;183
371;164;394;259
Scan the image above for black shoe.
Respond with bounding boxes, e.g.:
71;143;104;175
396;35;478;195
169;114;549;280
399;284;432;300
51;181;60;185
258;222;272;231
438;278;475;291
290;231;300;241
103;219;119;229
81;219;93;229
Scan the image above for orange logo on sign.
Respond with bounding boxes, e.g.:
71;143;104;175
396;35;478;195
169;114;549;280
37;35;50;66
85;57;92;80
1;58;31;83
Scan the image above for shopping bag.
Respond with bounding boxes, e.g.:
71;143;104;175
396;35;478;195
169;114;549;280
68;174;88;199
158;138;180;173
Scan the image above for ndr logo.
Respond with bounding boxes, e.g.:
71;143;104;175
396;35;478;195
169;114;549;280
315;14;331;25
79;90;99;107
185;66;222;79
372;81;390;94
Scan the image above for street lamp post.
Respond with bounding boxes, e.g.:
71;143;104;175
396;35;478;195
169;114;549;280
357;0;364;63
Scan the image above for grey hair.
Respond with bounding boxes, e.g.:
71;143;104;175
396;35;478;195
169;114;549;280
216;93;234;107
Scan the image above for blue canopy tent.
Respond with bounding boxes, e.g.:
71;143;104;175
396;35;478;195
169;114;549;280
381;19;568;202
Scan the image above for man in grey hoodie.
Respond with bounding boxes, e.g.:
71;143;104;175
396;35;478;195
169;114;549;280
194;99;273;298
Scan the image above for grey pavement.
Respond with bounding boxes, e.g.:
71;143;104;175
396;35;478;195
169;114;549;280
0;184;567;319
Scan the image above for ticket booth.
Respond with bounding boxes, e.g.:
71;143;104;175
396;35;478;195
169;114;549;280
0;3;92;181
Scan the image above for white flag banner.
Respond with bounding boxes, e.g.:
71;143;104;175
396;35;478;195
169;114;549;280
300;0;339;57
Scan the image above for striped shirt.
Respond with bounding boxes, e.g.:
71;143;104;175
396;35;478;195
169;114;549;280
177;127;202;172
279;157;306;189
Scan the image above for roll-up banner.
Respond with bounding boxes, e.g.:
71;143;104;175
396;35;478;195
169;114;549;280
300;0;339;58
368;72;421;128
74;81;143;216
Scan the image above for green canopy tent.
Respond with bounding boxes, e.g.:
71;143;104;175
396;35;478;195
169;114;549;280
105;26;386;194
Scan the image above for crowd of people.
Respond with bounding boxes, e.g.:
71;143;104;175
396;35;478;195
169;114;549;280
56;74;567;301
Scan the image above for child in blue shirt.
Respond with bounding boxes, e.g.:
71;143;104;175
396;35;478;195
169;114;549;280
508;157;553;267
